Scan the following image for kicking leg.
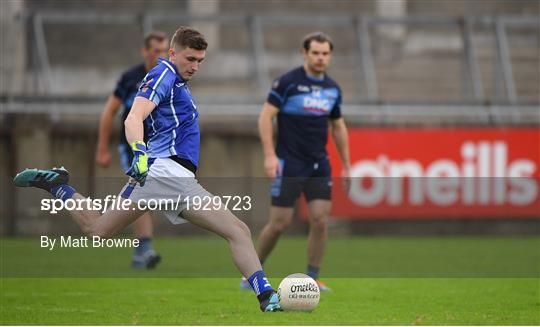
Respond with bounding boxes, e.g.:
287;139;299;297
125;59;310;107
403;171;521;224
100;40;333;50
14;167;147;238
88;200;147;238
66;193;145;237
40;191;146;238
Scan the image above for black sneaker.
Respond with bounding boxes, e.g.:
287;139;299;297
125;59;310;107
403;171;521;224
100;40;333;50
260;291;283;312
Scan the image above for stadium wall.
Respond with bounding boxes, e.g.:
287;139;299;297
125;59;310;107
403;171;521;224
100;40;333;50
1;116;538;236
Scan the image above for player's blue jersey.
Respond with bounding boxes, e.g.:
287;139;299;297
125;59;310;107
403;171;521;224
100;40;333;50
113;63;148;145
136;58;200;167
267;66;342;162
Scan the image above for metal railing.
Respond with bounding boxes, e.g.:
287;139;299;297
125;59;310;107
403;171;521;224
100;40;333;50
2;95;539;126
19;10;540;105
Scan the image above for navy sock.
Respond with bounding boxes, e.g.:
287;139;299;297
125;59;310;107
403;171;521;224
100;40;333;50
134;237;153;255
248;270;274;296
307;264;320;280
50;184;76;201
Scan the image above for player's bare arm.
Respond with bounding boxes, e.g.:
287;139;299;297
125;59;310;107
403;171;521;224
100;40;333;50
330;117;351;192
96;95;122;167
258;102;280;178
124;96;156;144
123;96;157;186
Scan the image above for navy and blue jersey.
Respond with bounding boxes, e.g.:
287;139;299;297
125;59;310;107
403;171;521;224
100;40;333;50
113;63;148;145
136;58;200;167
267;66;342;162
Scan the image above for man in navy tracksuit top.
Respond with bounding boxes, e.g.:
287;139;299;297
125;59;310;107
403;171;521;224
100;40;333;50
243;32;351;292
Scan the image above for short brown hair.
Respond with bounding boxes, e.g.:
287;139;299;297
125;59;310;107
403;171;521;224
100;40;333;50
302;31;334;51
170;26;208;50
143;30;167;49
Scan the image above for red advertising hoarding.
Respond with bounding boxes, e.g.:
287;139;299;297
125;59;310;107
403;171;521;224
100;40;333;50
310;128;540;219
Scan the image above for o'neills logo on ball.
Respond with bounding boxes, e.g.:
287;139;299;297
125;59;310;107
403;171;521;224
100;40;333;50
290;283;318;293
278;274;321;311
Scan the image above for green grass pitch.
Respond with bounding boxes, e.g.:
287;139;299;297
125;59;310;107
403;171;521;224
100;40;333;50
1;237;539;325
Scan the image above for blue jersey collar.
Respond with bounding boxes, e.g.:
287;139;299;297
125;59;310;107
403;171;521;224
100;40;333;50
302;66;325;82
158;58;185;81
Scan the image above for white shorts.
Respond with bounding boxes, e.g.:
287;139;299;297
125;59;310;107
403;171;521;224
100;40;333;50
120;157;212;225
